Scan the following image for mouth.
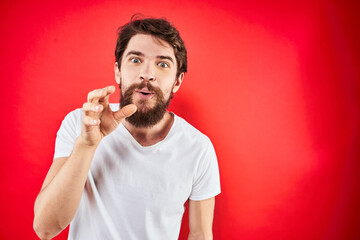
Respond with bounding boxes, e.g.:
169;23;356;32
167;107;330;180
135;89;154;100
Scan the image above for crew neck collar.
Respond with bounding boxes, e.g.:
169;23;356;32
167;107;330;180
119;113;178;151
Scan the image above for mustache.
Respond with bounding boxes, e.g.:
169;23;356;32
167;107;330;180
126;81;162;96
137;81;155;91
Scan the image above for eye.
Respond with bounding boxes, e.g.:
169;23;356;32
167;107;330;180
158;62;168;68
131;58;141;63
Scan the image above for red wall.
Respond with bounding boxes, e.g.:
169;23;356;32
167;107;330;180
1;0;359;239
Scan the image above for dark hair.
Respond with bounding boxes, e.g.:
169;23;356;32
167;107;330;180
115;14;187;77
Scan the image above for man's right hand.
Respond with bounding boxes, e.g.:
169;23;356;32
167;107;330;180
34;85;135;239
80;85;137;146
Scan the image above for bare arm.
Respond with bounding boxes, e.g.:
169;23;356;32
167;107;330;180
188;197;215;240
33;140;98;240
33;86;137;240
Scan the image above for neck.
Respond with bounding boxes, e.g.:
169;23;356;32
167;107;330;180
121;111;174;147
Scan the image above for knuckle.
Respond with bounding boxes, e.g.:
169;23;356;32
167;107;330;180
83;103;94;112
82;116;89;125
83;116;91;123
87;89;104;102
83;102;102;113
87;91;93;100
83;116;96;126
88;89;98;99
89;115;100;125
95;104;102;111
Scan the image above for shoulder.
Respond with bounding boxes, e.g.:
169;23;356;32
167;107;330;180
61;107;83;125
173;114;212;147
54;108;83;158
56;107;84;135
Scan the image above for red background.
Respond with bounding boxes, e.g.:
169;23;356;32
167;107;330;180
1;0;359;239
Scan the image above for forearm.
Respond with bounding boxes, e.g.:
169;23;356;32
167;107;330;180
33;137;98;239
188;232;213;240
188;198;215;240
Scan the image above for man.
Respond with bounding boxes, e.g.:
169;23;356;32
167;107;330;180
33;16;220;240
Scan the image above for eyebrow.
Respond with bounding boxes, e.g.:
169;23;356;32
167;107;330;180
158;55;174;64
126;51;144;57
126;51;174;64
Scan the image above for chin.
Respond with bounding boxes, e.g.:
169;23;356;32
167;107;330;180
134;99;156;110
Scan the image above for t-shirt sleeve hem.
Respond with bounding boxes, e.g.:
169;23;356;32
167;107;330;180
53;154;71;159
189;190;221;201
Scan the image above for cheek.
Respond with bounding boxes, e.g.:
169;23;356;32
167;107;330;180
121;64;138;78
119;77;132;94
120;72;134;89
161;83;176;98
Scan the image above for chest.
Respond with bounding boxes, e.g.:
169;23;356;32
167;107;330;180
89;141;198;211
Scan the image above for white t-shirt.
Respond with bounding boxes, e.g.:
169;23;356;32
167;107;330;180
54;104;221;240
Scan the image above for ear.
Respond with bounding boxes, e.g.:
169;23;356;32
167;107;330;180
114;62;121;85
172;73;184;94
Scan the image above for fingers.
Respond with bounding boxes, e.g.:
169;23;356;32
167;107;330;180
82;102;102;132
83;86;115;132
81;86;119;144
113;104;137;121
82;115;100;127
99;86;115;105
82;102;103;115
87;86;115;104
87;88;105;103
85;85;115;119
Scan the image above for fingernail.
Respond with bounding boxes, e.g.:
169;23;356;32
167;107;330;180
99;90;103;96
93;120;98;125
95;105;100;111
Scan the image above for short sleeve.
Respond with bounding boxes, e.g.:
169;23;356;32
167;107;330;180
189;138;221;201
53;109;82;159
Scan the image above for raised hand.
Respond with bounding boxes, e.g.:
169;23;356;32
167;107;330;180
80;85;137;146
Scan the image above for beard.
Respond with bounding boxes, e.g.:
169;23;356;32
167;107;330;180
119;81;173;128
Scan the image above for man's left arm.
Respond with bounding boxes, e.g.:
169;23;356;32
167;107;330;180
188;197;215;240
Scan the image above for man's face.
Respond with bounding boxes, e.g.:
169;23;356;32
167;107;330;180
114;34;184;128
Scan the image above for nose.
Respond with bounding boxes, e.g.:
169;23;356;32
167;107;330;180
139;62;155;82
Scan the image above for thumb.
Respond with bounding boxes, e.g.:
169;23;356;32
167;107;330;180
113;104;137;122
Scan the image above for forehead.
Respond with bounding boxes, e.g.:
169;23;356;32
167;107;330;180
124;34;175;59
